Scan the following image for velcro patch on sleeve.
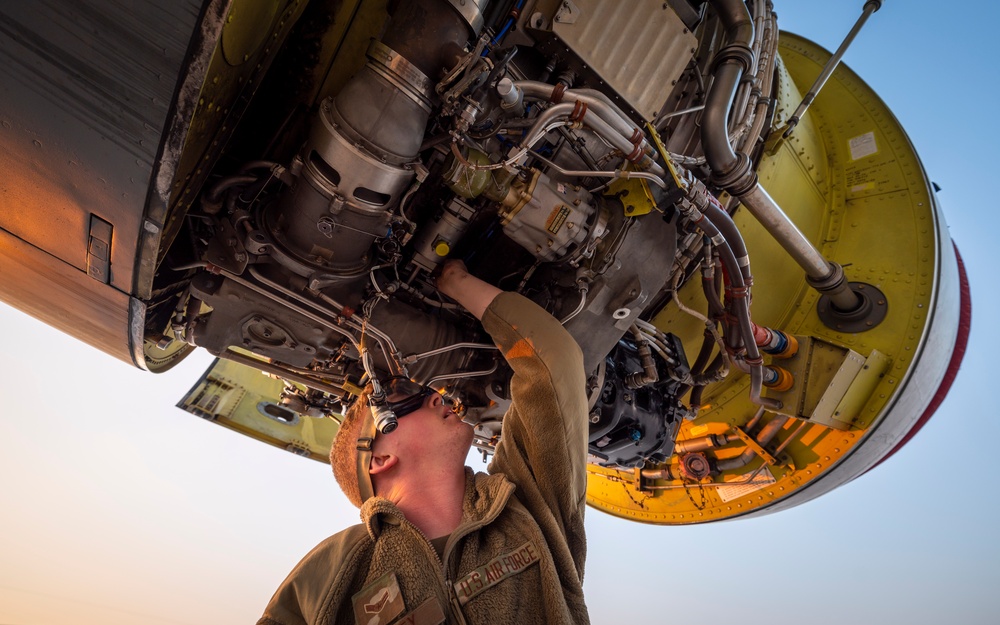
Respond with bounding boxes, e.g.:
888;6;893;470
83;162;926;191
352;571;405;624
504;337;536;360
452;541;541;605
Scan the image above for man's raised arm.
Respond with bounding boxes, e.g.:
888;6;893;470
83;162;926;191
437;261;589;578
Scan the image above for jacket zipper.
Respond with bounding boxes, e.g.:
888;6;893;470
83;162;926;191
403;518;468;625
444;478;516;552
380;477;516;624
436;479;516;623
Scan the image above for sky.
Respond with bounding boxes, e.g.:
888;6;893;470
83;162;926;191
2;2;999;624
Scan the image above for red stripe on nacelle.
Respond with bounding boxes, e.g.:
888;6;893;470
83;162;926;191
865;241;972;472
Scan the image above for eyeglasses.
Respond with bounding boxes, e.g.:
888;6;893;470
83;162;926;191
384;377;434;420
368;376;434;434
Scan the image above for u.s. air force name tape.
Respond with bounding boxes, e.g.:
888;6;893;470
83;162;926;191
453;540;541;605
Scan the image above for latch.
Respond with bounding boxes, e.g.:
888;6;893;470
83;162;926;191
87;214;113;283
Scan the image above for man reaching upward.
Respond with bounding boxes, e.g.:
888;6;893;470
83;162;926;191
259;261;591;624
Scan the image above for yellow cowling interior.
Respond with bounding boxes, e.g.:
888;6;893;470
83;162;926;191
585;33;944;524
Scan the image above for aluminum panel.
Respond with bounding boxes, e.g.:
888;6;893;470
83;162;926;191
552;0;697;120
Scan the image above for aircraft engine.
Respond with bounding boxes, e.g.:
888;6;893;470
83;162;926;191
0;0;970;524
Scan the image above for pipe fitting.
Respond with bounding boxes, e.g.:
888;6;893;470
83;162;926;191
762;365;794;392
550;82;567;104
806;261;865;314
806;261;846;293
816;281;889;333
752;323;798;359
711;155;758;196
679;452;713;480
710;43;755;74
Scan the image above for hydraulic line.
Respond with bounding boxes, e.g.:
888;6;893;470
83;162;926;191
554;125;601;170
521;102;576;147
529;150;667;189
728;0;764;126
689;331;718;381
516;81;657;160
486;0;525;48
515;97;665;175
727;348;793;391
674;432;740;454
252;267;500;385
171;260;397;373
396;282;462;310
703;262;726;320
221;349;349;397
403;342;497;364
701;0;754;182
715;414;788;471
751;322;798;358
688;351;727;409
625;325;659;388
658;104;705;122
732;4;779;153
585;113;664;174
560;282;590;325
680;179;781;409
220;269;362;355
428;361;499;386
639;407;784;484
523;104;643;170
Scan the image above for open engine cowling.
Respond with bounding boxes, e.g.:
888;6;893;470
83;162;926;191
0;0;970;524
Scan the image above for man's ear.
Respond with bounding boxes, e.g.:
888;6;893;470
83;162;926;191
368;452;398;476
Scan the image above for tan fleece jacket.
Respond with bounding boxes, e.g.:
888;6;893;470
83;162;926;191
258;292;590;625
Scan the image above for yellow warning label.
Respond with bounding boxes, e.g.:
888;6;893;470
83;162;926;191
546;205;570;234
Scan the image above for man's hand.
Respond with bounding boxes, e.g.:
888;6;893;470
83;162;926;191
435;260;502;321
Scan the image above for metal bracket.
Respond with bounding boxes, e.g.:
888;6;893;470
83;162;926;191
732;427;778;466
203;217;249;274
606;176;657;216
764;335;891;430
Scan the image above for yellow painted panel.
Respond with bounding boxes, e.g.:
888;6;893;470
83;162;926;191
586;33;944;524
177;357;340;462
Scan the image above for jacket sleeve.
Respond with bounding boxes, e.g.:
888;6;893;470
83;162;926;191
481;292;589;579
257;525;370;625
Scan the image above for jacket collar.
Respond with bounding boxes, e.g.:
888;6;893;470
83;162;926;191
361;468;516;541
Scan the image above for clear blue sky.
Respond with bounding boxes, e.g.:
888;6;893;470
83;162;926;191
2;2;998;623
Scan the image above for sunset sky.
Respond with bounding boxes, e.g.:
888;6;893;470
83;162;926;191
2;2;998;624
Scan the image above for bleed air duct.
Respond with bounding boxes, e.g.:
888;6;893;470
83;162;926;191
704;0;864;319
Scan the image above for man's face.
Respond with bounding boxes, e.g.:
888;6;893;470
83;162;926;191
377;389;474;465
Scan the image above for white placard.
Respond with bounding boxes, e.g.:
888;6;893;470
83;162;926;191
849;131;878;160
715;467;776;502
